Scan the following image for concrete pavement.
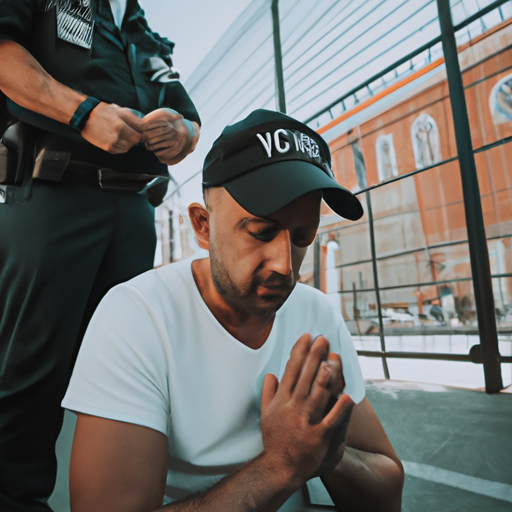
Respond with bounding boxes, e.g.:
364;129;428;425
48;379;512;511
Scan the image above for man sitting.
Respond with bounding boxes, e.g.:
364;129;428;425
62;109;404;511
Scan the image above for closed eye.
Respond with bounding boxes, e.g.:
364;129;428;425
249;229;277;242
292;230;317;247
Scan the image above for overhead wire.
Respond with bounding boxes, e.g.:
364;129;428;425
288;2;439;113
168;0;512;203
303;0;512;125
282;0;408;90
283;3;403;97
200;0;354;122
186;2;269;94
188;0;433;127
280;0;377;78
205;55;276;125
279;0;338;50
285;0;436;101
192;31;273;115
290;15;440;117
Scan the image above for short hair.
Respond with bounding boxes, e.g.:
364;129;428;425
203;186;222;212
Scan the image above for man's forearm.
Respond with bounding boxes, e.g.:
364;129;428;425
0;40;146;153
321;447;404;512
0;40;86;124
156;453;300;512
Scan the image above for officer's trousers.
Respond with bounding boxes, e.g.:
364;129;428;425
0;172;157;511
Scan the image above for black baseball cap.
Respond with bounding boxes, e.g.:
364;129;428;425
202;109;363;220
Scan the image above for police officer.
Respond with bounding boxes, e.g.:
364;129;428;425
0;0;200;510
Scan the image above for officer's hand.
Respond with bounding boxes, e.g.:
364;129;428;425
259;334;354;488
141;108;199;165
81;103;144;153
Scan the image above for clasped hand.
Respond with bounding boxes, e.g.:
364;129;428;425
81;104;197;165
260;334;354;489
140;108;197;165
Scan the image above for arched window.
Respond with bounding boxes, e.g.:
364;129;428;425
489;73;512;125
350;139;368;190
375;134;398;181
411;113;442;169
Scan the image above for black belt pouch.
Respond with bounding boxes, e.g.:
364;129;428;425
0;123;35;187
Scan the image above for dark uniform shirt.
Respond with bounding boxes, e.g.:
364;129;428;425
0;0;200;174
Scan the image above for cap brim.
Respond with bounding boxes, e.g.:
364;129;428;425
223;160;364;220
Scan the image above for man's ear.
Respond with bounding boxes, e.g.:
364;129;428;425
188;202;210;250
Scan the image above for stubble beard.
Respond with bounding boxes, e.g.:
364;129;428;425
209;250;294;320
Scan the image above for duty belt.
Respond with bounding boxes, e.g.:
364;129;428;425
32;147;169;192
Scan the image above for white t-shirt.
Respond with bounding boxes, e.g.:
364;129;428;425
63;257;365;510
109;0;127;28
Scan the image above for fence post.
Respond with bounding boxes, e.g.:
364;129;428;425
271;0;286;113
366;191;390;380
314;236;321;290
436;0;503;392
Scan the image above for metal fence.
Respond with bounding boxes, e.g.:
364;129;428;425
164;0;512;392
304;0;512;392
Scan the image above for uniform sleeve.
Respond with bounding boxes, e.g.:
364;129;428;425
125;3;201;125
62;284;171;436
160;81;201;125
0;0;41;48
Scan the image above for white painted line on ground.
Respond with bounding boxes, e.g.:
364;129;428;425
403;460;512;503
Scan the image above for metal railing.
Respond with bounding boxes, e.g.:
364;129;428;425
298;0;512;392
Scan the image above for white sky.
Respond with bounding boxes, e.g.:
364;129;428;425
140;0;255;81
